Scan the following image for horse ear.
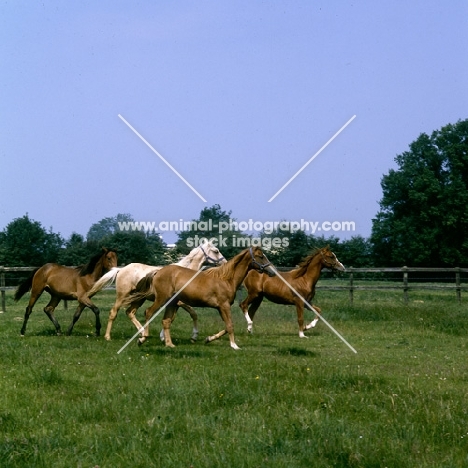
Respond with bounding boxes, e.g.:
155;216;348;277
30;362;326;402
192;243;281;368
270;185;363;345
101;247;109;253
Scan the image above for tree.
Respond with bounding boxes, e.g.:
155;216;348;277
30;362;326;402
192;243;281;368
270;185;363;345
104;231;167;265
371;119;468;266
261;228;310;267
87;213;134;242
336;236;373;268
58;233;99;266
175;204;245;259
0;214;63;266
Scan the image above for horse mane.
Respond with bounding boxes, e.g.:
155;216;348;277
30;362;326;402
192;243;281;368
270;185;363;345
176;246;200;267
289;247;326;279
204;250;244;281
77;249;115;276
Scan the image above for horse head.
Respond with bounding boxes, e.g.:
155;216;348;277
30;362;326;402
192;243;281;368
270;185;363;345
320;246;345;272
249;246;276;277
101;247;118;272
200;240;227;265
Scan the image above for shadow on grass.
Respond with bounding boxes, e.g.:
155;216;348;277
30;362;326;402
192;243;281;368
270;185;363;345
276;346;319;358
144;347;211;359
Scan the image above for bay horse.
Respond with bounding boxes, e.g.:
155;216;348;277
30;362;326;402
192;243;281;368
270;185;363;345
14;248;118;336
127;247;275;350
239;245;344;337
87;241;226;341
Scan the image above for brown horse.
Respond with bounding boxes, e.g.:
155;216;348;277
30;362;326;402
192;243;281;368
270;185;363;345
239;246;344;337
14;248;118;336
128;247;275;350
86;241;226;341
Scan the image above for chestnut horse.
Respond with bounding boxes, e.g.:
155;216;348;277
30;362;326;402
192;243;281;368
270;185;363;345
239;246;344;337
87;241;226;341
14;248;118;336
128;247;275;350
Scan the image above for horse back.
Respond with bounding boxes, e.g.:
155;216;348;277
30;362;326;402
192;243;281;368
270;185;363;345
258;270;313;305
34;263;89;299
156;265;229;308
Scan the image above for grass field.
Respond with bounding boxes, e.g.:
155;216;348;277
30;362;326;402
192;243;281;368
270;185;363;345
1;287;468;467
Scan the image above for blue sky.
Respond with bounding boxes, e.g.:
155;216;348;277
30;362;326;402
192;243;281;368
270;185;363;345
1;1;467;244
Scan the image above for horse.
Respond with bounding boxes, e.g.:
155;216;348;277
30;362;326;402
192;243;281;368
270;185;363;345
14;248;118;336
239;245;345;337
127;246;275;350
86;241;226;341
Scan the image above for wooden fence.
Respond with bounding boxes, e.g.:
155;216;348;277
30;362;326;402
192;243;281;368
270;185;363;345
1;265;467;313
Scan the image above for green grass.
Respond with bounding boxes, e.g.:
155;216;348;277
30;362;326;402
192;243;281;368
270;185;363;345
1;289;468;467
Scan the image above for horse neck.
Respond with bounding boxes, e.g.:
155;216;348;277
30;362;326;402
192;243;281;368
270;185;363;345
300;255;325;288
224;251;252;290
88;257;108;281
177;249;205;270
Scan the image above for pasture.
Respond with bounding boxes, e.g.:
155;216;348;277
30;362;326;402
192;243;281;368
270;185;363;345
1;287;467;467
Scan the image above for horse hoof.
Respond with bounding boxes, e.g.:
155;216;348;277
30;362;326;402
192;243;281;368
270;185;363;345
137;338;145;347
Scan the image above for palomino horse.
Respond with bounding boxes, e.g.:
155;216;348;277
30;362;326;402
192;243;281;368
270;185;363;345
14;248;118;336
128;247;275;350
239;246;344;337
87;241;226;341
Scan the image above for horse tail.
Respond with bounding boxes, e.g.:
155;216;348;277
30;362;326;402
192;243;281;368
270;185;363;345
121;272;155;307
88;267;121;297
14;268;39;302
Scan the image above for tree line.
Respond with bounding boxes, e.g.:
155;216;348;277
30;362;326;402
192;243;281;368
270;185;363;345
1;119;467;269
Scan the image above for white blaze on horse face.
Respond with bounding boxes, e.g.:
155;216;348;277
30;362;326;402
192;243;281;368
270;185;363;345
332;254;345;271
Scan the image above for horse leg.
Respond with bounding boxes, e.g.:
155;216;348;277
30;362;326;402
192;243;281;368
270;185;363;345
20;289;43;336
66;303;87;335
91;305;102;336
20;276;45;336
138;296;169;346
125;298;146;338
305;304;322;330
159;308;178;342
240;290;263;333
43;295;63;336
295;301;308;339
206;304;240;350
104;297;122;341
71;295;102;336
179;301;199;342
205;329;227;343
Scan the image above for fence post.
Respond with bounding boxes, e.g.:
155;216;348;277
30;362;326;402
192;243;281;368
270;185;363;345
455;267;461;304
348;267;354;304
0;266;5;313
402;266;408;304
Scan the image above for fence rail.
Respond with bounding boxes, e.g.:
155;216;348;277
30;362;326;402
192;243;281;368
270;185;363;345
1;265;468;312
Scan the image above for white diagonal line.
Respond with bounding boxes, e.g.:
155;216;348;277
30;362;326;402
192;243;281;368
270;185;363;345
118;114;207;202
270;266;357;354
268;114;356;202
117;266;207;354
